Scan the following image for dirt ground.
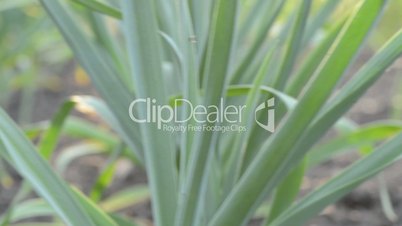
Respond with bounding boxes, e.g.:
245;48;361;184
1;56;402;226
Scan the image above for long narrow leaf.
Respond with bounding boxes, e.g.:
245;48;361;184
122;1;178;225
38;101;75;159
0;109;97;226
70;0;122;19
307;121;402;166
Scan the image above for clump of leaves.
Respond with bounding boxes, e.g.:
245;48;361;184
1;0;402;226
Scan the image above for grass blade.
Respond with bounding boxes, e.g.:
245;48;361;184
56;143;107;173
100;185;150;212
265;159;306;224
286;20;345;96
38;100;75;159
378;174;398;223
90;143;123;201
70;0;122;19
72;188;118;226
122;1;178;225
188;0;213;57
307;121;402;167
0;109;96;226
3;199;53;223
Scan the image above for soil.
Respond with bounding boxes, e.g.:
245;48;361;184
1;55;402;226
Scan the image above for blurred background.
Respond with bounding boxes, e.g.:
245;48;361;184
1;0;402;226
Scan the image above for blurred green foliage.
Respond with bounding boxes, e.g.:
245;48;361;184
0;2;71;123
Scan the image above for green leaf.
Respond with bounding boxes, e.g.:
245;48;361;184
188;0;213;56
122;1;178;225
70;0;122;19
227;85;296;108
0;180;33;225
63;117;118;146
38;100;75;159
0;109;96;226
153;0;177;40
90;143;123;201
265;159;306;224
7;192;120;226
3;199;53;223
0;0;34;12
72;188;118;226
307;121;402;167
100;185;150;212
84;10;131;87
171;84;297;110
378;174;398;223
286;19;345;96
55;142;107;173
